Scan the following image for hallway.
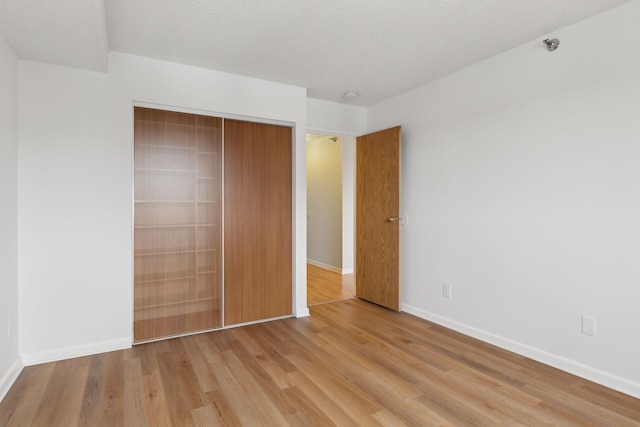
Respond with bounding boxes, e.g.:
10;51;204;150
307;264;354;306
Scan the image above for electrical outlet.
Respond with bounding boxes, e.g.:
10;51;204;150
443;283;452;298
582;316;596;337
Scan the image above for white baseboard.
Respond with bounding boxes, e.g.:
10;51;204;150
21;337;132;366
0;356;24;403
307;259;342;274
342;268;354;275
401;303;640;399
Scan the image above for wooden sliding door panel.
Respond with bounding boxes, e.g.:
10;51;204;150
134;107;222;342
224;119;293;325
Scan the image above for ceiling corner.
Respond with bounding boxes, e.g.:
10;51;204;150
0;0;109;72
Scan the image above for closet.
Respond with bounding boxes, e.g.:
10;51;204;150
133;107;292;343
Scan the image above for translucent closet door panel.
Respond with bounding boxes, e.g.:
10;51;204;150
134;107;222;342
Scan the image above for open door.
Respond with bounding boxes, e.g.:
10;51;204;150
356;126;401;311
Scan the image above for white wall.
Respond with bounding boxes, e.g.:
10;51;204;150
307;136;343;270
19;52;308;364
307;98;367;136
0;35;21;401
368;1;640;398
342;137;356;274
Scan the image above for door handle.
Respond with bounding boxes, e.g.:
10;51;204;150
388;216;399;223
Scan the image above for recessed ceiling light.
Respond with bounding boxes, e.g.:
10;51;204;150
342;91;359;100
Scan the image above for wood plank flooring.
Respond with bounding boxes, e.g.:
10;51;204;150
307;263;355;306
1;299;639;426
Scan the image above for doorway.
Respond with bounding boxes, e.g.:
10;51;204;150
306;133;355;305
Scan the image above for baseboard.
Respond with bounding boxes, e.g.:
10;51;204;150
307;259;342;274
0;356;24;403
401;303;640;399
341;268;354;275
21;337;132;366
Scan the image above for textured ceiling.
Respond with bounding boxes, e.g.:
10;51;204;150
0;0;108;71
0;0;631;106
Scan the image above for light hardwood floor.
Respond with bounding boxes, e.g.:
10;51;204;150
1;299;639;426
307;263;355;306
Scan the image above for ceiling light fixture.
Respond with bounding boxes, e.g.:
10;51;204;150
342;91;359;100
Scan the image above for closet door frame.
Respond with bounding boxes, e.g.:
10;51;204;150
131;101;297;342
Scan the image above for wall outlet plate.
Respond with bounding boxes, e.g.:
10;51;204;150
443;283;452;298
582;316;596;337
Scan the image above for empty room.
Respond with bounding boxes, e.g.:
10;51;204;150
1;0;639;425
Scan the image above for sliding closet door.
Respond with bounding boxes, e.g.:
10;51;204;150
134;107;222;342
224;119;293;325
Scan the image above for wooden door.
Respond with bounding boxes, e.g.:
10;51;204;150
133;107;223;342
355;126;401;310
224;119;293;325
